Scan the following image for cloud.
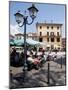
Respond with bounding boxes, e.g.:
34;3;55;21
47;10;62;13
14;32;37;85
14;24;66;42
10;25;22;36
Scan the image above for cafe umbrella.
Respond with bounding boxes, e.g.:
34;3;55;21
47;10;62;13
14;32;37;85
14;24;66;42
14;39;24;46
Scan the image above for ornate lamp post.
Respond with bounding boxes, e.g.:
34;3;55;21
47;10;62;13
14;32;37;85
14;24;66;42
14;4;38;80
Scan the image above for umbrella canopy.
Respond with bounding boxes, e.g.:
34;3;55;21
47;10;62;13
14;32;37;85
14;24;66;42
10;41;14;45
10;38;44;46
10;39;15;46
14;39;24;46
26;38;40;45
47;44;50;47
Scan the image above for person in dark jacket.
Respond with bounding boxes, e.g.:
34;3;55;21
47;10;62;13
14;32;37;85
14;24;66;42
10;48;19;67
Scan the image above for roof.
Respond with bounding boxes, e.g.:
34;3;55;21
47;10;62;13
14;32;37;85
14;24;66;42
10;34;14;38
15;33;23;36
27;32;37;36
36;22;63;26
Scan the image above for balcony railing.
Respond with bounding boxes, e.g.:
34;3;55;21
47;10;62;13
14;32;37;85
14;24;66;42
38;34;61;37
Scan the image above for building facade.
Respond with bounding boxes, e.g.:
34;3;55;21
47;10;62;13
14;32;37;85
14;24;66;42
15;33;38;41
15;33;24;40
15;33;28;40
27;32;38;41
36;22;62;50
62;38;66;51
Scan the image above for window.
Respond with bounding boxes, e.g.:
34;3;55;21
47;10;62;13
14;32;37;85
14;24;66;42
40;32;42;36
47;26;49;29
40;26;42;29
57;26;59;29
47;38;49;42
47;32;49;36
51;26;53;29
51;38;54;42
57;32;59;36
17;36;18;40
50;32;54;36
19;36;21;39
57;38;60;42
39;38;43;42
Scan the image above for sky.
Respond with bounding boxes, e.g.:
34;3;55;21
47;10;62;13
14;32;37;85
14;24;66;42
9;1;66;37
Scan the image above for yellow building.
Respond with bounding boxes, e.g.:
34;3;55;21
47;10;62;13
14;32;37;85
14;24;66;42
36;22;62;50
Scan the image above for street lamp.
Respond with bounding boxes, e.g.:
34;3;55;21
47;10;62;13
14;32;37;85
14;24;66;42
14;3;38;80
28;4;38;20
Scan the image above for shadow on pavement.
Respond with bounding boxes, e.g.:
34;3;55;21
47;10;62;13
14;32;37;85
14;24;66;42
54;57;66;65
9;60;66;89
10;68;48;89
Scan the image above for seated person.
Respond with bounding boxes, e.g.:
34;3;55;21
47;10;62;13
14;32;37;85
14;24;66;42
27;55;34;63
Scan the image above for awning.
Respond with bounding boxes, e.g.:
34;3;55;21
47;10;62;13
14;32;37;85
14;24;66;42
26;38;40;45
47;44;50;47
54;45;60;48
10;38;45;46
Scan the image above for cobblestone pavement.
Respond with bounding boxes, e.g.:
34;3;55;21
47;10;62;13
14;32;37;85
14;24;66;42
9;58;66;89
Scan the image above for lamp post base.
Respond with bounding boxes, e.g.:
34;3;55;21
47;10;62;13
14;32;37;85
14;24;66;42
22;63;28;82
